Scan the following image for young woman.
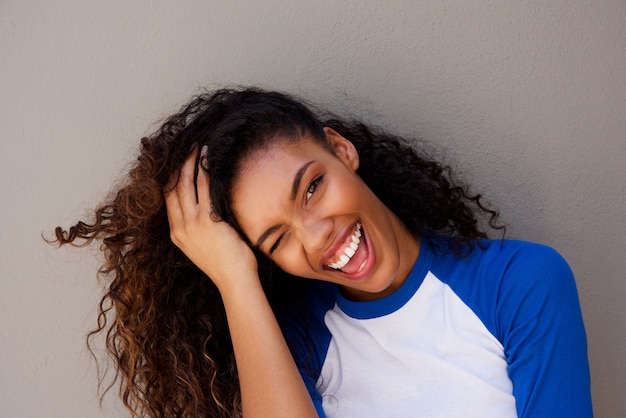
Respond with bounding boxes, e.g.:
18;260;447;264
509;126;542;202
54;88;592;417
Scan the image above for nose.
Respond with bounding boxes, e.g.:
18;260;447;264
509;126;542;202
296;214;333;255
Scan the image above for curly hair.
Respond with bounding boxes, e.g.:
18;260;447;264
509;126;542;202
51;87;504;417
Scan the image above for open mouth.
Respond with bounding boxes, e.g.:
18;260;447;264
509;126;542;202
325;223;368;275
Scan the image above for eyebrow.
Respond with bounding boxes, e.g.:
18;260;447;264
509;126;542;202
254;160;316;249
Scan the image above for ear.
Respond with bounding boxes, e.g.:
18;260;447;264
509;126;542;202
323;127;360;172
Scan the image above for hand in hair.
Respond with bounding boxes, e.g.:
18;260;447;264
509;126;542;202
165;144;317;417
165;145;258;294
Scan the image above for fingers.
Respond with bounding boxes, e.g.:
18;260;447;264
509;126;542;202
196;145;210;213
164;144;213;235
164;145;199;234
177;145;201;212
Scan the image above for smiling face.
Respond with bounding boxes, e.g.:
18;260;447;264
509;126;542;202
231;128;420;301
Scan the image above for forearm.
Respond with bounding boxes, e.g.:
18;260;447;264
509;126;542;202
221;278;318;418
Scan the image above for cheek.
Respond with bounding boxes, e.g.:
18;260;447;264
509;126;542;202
331;174;372;213
273;245;310;276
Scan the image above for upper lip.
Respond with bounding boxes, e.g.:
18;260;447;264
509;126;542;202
320;222;359;270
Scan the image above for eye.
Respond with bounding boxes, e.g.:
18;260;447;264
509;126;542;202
269;234;284;255
305;175;324;202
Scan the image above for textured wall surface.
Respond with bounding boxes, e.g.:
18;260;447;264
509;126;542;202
1;1;624;416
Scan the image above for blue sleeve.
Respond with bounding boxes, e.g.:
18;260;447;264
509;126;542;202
279;282;336;418
280;313;327;417
282;320;326;417
495;244;592;417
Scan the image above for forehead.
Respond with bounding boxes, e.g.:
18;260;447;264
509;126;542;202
239;139;310;178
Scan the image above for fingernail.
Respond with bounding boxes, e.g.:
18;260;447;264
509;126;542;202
200;145;209;169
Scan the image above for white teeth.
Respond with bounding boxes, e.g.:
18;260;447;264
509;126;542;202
328;223;362;270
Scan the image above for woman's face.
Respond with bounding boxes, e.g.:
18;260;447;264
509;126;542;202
231;128;420;301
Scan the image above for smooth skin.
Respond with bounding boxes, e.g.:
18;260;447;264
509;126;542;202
165;130;420;416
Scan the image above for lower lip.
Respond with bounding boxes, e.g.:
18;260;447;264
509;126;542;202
334;224;376;281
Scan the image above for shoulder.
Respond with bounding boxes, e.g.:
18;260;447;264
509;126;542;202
428;238;574;289
492;239;570;269
427;238;579;341
479;239;576;301
471;238;570;270
473;240;583;350
436;238;574;290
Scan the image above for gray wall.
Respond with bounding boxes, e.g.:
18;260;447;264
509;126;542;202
1;1;624;416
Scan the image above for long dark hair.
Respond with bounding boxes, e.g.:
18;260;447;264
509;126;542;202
52;87;503;417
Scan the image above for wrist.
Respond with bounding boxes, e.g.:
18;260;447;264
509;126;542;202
217;271;264;305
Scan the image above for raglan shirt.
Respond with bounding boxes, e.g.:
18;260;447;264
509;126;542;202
281;239;592;417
